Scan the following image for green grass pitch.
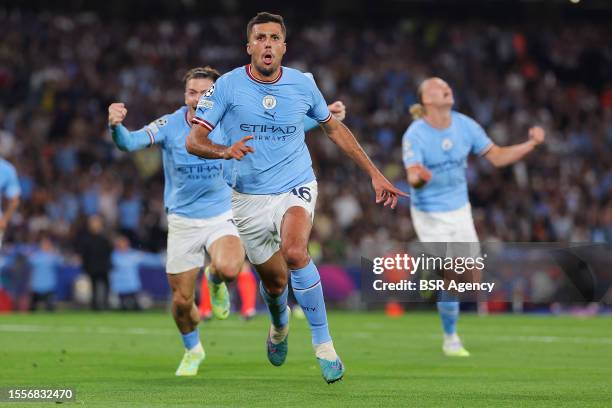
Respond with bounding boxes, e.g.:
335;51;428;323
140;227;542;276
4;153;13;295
0;311;610;407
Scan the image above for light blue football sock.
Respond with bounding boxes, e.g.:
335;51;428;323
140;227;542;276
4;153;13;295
437;291;460;336
181;329;200;350
259;283;289;328
291;260;332;345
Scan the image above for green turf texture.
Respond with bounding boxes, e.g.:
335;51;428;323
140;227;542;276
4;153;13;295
0;311;610;407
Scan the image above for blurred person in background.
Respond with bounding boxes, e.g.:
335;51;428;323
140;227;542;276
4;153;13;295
75;215;113;311
110;235;162;311
28;235;62;312
403;77;546;356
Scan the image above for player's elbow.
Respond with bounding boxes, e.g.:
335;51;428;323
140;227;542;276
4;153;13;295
488;156;508;168
484;145;507;168
185;133;197;155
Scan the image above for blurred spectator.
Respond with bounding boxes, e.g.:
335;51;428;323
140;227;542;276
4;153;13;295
117;186;142;246
110;235;161;311
0;11;608;267
28;235;62;311
75;215;112;310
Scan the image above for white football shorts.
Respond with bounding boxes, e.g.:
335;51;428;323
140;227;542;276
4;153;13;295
231;180;318;265
166;210;239;274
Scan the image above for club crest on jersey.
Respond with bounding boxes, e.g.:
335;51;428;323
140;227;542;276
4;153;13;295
442;138;453;151
262;95;277;109
155;118;168;127
204;84;215;97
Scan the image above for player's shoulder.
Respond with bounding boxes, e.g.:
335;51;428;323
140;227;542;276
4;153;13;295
217;66;244;85
404;119;429;141
452;111;478;128
157;106;184;126
146;106;185;136
282;67;317;87
0;158;16;172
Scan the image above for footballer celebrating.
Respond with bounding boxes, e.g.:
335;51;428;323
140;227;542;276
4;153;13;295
108;67;346;377
186;12;406;383
403;77;545;356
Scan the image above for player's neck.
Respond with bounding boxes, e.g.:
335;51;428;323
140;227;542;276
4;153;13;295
187;108;195;122
423;108;452;130
249;63;281;82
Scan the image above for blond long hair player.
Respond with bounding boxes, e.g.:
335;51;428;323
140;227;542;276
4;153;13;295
402;77;545;356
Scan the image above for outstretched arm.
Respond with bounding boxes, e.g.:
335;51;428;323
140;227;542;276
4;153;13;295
320;117;408;209
484;126;545;167
186;123;254;160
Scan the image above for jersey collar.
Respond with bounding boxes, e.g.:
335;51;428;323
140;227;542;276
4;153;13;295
245;64;283;84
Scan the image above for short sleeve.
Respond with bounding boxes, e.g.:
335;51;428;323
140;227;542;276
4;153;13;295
306;78;332;124
3;164;20;198
464;115;493;155
402;129;423;167
192;75;231;131
141;115;170;147
303;116;319;132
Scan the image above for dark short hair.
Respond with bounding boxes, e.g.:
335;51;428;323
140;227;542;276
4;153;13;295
246;12;286;41
183;66;221;84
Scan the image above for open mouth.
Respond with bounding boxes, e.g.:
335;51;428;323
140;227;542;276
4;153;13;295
263;53;273;65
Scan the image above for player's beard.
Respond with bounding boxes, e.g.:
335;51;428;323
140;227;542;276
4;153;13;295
253;60;278;78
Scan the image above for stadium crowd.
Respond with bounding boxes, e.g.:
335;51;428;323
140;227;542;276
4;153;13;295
0;11;610;270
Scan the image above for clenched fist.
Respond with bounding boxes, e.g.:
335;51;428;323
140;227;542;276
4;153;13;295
108;103;128;126
528;126;545;146
328;101;346;122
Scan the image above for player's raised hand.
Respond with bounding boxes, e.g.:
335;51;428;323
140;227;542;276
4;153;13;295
108;103;128;126
328;101;346;121
372;174;409;209
224;135;255;160
528;126;545;146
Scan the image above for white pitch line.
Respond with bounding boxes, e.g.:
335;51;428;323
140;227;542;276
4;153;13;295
1;324;611;345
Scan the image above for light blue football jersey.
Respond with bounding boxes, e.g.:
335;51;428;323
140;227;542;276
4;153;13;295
402;111;493;212
113;106;231;218
0;158;20;217
193;65;332;194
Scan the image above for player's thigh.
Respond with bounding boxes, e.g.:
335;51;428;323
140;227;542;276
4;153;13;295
231;192;278;265
167;267;200;303
166;214;207;274
280;206;312;252
277;180;318;249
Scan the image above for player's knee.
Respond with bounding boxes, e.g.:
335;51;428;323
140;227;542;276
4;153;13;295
281;244;309;270
262;275;288;296
172;292;193;311
213;259;242;283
